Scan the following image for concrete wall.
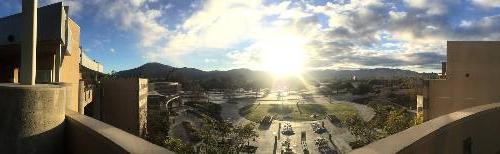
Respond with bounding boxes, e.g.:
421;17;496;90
65;110;172;154
101;78;148;136
0;2;65;46
60;18;81;112
81;51;104;73
0;83;66;153
423;41;500;120
149;82;181;95
0;3;81;112
138;79;148;137
350;103;500;154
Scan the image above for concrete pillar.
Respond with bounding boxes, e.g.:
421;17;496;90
55;82;78;112
20;0;38;85
78;80;85;114
92;84;102;120
12;68;19;83
54;44;61;82
0;84;66;153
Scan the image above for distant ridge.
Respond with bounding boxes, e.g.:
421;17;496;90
116;62;433;81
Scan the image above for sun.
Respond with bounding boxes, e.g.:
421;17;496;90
260;36;308;77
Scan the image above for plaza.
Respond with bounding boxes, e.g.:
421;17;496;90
220;89;375;153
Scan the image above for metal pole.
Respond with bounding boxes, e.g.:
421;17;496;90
20;0;37;85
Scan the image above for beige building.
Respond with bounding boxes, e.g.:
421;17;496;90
149;82;182;95
0;1;171;153
418;41;500;121
0;2;104;113
101;78;149;137
0;2;153;139
350;41;500;154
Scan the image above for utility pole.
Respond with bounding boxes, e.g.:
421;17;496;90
20;0;37;85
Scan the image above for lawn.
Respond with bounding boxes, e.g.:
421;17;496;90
239;103;358;122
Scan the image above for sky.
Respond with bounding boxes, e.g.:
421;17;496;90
1;0;500;73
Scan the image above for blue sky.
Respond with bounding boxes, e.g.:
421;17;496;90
1;0;500;73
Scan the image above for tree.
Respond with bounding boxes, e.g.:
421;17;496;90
197;119;258;153
162;137;194;153
352;83;373;95
342;114;378;148
384;108;412;135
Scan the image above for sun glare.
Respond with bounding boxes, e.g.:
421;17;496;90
260;36;308;77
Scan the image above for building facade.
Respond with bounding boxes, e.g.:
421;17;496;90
0;1;171;153
0;2;104;112
149;82;182;95
101;78;149;137
418;41;500;121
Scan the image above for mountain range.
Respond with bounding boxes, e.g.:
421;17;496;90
115;62;436;82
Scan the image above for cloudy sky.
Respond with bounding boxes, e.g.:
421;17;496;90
1;0;500;73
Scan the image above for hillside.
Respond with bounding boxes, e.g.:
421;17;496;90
115;62;435;89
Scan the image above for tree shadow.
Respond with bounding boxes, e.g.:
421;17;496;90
258;123;271;130
267;105;294;114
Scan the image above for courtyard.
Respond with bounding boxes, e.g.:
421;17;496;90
219;91;375;153
239;103;357;122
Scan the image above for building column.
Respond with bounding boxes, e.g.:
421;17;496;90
20;0;37;85
78;80;85;114
54;44;61;82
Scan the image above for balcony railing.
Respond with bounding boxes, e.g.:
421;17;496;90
81;51;104;73
349;103;500;154
65;110;173;154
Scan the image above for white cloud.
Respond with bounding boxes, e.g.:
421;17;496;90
110;48;116;53
403;0;450;15
86;0;168;47
45;0;83;15
47;0;498;72
160;0;265;56
204;59;217;63
471;0;500;8
459;20;473;28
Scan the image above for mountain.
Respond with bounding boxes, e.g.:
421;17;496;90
115;62;207;80
115;63;435;89
115;62;275;90
308;68;422;80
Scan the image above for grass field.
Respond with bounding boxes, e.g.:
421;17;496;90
239;103;358;122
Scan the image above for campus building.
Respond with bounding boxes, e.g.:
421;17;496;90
149;82;182;95
101;78;149;137
416;41;500;121
0;2;170;153
146;82;182;138
352;41;500;154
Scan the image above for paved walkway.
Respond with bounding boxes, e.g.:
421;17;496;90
219;94;375;153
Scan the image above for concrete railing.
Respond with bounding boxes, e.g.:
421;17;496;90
80;51;104;73
65;110;173;154
350;103;500;154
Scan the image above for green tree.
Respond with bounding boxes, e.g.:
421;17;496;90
384;108;412;135
352;83;373;95
342;114;378;148
197;119;258;153
162;137;194;153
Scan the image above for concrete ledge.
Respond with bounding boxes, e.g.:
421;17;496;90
0;83;66;153
65;110;173;154
54;82;79;112
350;103;500;154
